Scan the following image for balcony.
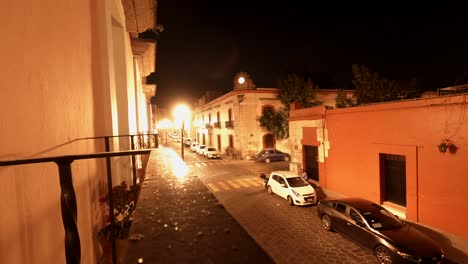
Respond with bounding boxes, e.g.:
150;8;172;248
205;123;213;129
225;120;234;129
0;133;158;264
213;122;221;128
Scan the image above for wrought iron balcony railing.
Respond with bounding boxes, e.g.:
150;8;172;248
213;122;221;128
225;120;234;129
0;133;158;264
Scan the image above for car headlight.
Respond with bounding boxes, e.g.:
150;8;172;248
397;251;420;262
292;190;301;197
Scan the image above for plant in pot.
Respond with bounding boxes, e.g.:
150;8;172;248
97;181;140;263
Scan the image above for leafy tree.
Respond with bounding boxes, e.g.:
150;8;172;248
258;73;323;140
277;73;323;110
259;108;289;139
352;64;422;104
335;90;356;108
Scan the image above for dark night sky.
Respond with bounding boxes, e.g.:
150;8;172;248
153;2;468;108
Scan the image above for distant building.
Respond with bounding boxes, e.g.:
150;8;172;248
192;72;353;159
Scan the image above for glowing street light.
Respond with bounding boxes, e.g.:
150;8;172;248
173;104;191;159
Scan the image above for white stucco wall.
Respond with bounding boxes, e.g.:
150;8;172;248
0;0;149;263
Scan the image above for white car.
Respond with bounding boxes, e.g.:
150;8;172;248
266;171;317;206
204;147;220;159
190;142;199;152
196;145;207;155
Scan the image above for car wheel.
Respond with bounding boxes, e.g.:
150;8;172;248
267;186;273;194
287;196;294;206
375;245;393;264
264;158;271;163
321;214;333;231
284;156;290;161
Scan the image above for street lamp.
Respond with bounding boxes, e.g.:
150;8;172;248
173;104;190;160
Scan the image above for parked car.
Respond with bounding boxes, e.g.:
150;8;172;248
196;145;207;155
190;142;199;152
257;148;290;163
204;147;220;159
317;197;444;264
183;138;192;147
266;171;317;206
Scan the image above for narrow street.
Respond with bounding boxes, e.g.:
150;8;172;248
170;140;378;264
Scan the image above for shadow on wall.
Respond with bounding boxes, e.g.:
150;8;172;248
405;222;468;264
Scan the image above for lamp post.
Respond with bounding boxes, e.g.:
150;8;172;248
173;104;190;160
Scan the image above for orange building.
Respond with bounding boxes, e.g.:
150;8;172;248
289;94;468;240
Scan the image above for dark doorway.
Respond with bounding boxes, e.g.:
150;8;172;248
304;145;319;181
217;134;221;150
263;134;275;148
380;154;406;206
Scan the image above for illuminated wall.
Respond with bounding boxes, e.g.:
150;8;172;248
0;0;153;262
290;95;468;240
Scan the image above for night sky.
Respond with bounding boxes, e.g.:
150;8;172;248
154;2;468;108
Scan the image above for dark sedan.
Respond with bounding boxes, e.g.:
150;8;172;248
317;197;444;264
256;148;290;163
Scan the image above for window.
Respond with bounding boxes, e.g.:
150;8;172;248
333;203;347;214
349;209;362;222
262;105;274;115
208;113;211;124
228;108;232;121
217;111;220;122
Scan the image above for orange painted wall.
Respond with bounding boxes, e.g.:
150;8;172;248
295;95;468;239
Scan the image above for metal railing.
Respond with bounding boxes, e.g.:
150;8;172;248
0;133;158;264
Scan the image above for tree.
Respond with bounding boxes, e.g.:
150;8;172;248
258;73;323;140
278;73;323;110
335;90;356;108
259;108;289;139
352;64;422;104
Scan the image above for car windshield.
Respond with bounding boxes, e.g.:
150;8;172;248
207;148;216;151
361;205;404;230
286;177;309;187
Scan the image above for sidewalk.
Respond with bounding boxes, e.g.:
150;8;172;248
124;148;273;264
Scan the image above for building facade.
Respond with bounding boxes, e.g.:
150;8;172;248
289;94;468;240
193;72;353;159
0;1;157;263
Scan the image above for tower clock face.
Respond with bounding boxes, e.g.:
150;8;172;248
238;77;245;84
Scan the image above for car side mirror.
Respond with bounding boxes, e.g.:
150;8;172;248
281;183;287;188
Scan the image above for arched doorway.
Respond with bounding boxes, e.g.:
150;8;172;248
263;134;275;149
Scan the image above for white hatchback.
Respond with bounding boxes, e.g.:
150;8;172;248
204;147;220;159
266;171;317;206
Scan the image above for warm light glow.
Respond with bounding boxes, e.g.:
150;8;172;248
173;104;191;130
156;119;173;129
169;149;189;181
238;76;245;84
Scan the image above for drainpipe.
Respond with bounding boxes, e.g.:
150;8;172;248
321;106;327;187
415;146;419;222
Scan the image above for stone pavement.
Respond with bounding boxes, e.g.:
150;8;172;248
124;148;273;264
